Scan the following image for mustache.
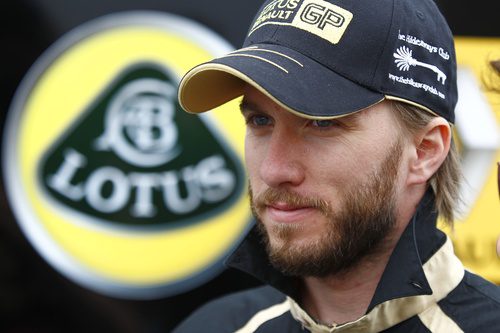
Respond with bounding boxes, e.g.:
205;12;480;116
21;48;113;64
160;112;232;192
250;187;332;217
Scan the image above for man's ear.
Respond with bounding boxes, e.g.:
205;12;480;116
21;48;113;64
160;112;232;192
407;117;451;186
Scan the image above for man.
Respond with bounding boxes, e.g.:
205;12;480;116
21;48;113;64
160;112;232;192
174;0;500;331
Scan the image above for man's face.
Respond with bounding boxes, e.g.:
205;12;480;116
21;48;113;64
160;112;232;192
242;87;409;277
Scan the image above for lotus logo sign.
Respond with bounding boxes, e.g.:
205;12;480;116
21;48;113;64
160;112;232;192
2;12;251;299
40;64;241;228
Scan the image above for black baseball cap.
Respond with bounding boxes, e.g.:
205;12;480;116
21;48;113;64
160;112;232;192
178;0;457;123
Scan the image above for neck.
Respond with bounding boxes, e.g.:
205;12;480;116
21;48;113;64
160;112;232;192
299;186;427;325
302;258;391;325
299;243;392;325
300;209;414;325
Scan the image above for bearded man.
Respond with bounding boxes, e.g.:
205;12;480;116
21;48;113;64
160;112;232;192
173;0;500;331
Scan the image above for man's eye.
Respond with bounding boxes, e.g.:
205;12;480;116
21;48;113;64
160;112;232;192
248;115;272;127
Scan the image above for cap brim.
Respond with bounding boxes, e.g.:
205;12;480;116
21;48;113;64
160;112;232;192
178;44;384;119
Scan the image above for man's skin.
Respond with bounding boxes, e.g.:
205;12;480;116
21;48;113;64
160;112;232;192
241;86;451;325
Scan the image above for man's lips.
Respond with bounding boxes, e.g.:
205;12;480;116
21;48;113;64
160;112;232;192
265;202;317;223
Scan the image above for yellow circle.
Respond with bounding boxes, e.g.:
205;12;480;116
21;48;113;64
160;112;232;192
14;14;250;292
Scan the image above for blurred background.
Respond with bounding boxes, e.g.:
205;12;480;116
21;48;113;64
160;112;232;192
0;1;499;332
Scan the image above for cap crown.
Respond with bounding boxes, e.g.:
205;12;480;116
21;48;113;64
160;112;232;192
243;0;457;122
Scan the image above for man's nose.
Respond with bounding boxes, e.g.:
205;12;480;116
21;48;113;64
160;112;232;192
259;128;305;188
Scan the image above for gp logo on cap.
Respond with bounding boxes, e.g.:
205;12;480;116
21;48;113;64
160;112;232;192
3;12;251;299
250;0;353;44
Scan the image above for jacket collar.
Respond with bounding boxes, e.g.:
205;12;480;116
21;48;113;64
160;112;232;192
368;189;444;310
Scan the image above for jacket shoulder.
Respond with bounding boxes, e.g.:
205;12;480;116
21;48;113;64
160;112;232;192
172;286;287;333
438;271;500;332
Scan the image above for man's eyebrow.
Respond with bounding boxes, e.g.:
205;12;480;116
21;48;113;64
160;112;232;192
341;111;362;123
239;99;260;115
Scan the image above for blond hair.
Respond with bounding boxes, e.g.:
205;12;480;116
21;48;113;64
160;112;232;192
391;101;462;225
485;60;500;93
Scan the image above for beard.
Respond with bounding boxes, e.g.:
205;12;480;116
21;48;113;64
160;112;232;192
250;140;403;278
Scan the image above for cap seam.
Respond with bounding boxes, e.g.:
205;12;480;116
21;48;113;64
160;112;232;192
370;0;396;88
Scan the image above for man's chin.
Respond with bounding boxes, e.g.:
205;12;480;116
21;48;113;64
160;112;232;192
268;233;316;250
266;241;333;277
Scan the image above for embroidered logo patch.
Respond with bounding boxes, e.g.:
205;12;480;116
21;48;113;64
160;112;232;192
388;31;451;101
394;46;447;85
250;0;353;44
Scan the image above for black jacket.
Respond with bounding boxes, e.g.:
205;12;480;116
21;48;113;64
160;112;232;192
174;191;500;332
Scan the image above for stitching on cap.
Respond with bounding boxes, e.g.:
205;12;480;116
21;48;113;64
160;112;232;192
371;0;397;87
